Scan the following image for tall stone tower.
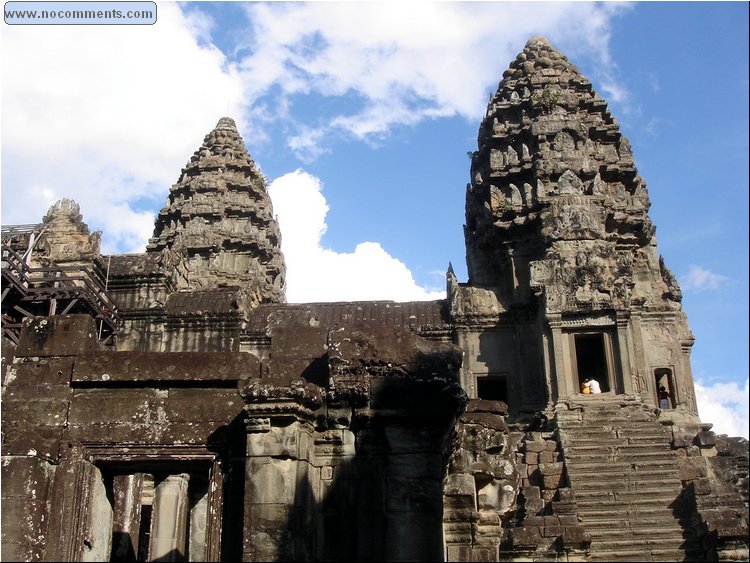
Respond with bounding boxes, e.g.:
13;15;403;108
147;117;286;305
457;37;698;419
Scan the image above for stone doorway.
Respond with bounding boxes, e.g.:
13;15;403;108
655;368;675;409
573;333;611;393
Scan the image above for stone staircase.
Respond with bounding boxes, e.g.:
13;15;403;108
557;399;704;562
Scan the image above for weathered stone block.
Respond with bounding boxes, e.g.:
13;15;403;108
523;485;541;499
539;450;556;463
247;423;300;458
538;462;564;475
694;477;713;495
0;497;48;548
550;501;577;514
73;350;260;382
510;526;543;548
557;514;579;526
446;545;474;561
15;315;102;357
543;525;565;537
68;388;159;424
1;423;63;459
7;357;73;386
246;458;298;505
526;499;545;516
524;440;547;453
678;456;708;481
1;398;69;426
542;473;564;489
524;516;545;527
0;456;52;499
165;388;243;422
561;526;591;546
444;473;477;498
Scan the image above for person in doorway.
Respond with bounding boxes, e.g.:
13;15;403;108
658;386;670;409
585;378;602;394
581;379;591;394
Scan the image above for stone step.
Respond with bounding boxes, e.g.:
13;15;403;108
563;450;675;462
589;536;688;550
576;498;680;511
585;513;685;536
569;478;683;492
588;547;697;562
576;483;682;502
565;457;679;470
578;504;692;526
561;427;669;438
564;443;673;456
564;432;671;444
559;411;657;421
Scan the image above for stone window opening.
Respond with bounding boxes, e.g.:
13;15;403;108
97;460;217;563
573;332;611;393
655;368;675;410
476;373;508;404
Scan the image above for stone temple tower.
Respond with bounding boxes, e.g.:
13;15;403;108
147;117;286;305
457;36;698;420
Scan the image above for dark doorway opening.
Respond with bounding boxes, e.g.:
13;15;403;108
655;368;674;409
574;333;610;392
477;375;508;403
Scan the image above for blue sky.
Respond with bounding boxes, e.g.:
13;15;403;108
1;1;747;437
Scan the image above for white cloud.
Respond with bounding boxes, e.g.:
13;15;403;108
1;3;246;253
237;1;632;158
681;264;731;292
1;1;632;295
268;170;444;303
695;378;749;439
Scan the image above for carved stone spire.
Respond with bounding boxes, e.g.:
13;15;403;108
464;36;682;313
39;198;102;264
147;117;286;305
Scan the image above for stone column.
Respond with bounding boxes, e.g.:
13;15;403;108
548;316;569;400
148;473;190;562
628;314;647;398
111;473;146;561
615;313;634;396
243;411;315;562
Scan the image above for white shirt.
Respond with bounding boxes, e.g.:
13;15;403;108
587;379;602;394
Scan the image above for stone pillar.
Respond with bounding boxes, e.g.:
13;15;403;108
548;316;569;400
148;473;190;562
629;314;647;398
188;489;208;562
678;336;698;415
243;413;315;562
111;473;146;561
615;313;634;396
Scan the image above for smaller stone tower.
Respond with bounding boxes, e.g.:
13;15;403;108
147;117;286;306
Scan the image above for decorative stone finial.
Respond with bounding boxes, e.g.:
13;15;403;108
215;116;238;131
525;36;552;48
